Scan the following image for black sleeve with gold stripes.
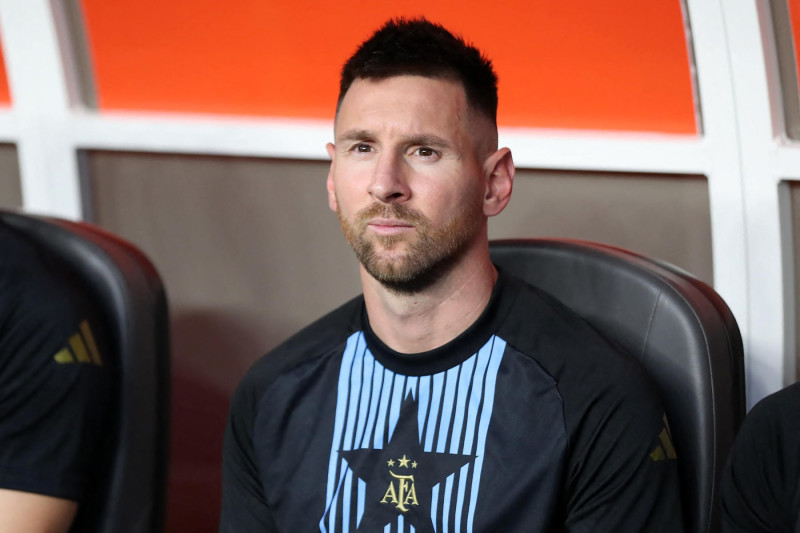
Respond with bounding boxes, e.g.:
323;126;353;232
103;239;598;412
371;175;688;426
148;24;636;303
0;226;113;501
563;369;685;533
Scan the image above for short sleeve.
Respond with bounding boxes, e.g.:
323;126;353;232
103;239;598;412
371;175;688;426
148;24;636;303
565;367;685;533
0;239;113;500
219;371;278;532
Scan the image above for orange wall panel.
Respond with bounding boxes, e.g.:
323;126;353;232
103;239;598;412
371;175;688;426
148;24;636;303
81;0;696;133
0;41;11;105
790;0;800;99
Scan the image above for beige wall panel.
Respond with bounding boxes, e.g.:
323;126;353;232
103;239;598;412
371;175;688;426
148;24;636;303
87;153;359;379
491;169;714;284
0;144;22;210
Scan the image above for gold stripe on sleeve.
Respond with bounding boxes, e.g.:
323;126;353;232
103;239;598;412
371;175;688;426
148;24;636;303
69;333;91;363
53;348;74;364
80;320;103;365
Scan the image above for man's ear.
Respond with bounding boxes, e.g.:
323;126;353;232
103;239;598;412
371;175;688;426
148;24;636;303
326;143;338;213
482;147;514;217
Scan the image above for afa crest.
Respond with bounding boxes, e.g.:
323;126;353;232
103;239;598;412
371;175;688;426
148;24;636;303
338;396;475;531
381;455;419;512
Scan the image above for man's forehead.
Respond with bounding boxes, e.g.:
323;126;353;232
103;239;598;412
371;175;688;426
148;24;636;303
332;75;497;153
334;76;469;128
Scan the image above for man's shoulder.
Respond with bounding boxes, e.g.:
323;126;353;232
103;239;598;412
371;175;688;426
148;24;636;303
0;220;92;317
741;382;800;438
754;381;800;414
271;295;364;361
0;221;110;373
498;273;662;415
238;295;364;394
498;273;627;362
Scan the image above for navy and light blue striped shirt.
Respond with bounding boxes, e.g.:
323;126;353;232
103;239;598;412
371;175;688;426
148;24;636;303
221;272;683;532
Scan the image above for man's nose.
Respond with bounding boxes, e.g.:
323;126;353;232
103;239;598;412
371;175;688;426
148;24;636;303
368;151;410;203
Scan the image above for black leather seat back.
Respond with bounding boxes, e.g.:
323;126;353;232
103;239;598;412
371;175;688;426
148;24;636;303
1;211;170;533
490;238;745;533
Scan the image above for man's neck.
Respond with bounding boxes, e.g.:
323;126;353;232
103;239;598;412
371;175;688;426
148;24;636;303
361;250;498;354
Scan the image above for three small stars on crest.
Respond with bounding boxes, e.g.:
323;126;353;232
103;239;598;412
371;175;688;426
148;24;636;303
387;454;418;469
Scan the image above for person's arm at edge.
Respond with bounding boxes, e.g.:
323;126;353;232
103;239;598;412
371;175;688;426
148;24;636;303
565;364;685;532
0;489;77;533
219;365;279;532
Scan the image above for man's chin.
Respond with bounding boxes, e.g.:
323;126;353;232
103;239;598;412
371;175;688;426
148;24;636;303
364;257;413;281
363;250;462;295
369;263;449;295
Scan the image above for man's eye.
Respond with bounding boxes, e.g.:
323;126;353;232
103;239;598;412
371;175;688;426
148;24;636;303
355;143;372;152
416;147;438;158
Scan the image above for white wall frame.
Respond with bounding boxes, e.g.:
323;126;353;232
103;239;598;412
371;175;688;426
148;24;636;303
715;0;797;403
0;0;82;218
0;0;795;405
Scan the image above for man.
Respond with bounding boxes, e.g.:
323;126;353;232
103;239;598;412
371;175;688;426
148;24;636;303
721;382;800;532
0;217;112;532
220;18;683;531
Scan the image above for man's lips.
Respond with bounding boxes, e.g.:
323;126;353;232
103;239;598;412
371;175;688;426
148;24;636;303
366;218;415;235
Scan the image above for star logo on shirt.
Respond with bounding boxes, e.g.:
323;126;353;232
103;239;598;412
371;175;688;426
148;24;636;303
339;394;476;532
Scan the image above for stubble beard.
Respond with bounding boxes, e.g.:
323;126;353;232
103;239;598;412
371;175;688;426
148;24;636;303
338;200;484;295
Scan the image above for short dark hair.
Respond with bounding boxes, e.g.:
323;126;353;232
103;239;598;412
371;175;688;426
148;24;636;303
337;18;499;124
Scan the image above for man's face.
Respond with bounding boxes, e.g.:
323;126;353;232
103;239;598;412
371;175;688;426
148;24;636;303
326;76;493;292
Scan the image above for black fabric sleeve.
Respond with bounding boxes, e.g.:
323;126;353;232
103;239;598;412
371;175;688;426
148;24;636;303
500;279;685;532
219;297;362;532
0;238;112;501
563;363;685;533
219;368;278;532
721;383;800;533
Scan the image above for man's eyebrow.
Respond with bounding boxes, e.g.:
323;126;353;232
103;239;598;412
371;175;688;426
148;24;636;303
336;129;375;142
335;130;452;149
402;134;450;148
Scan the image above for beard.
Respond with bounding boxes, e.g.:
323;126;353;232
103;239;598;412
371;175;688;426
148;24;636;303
337;199;484;295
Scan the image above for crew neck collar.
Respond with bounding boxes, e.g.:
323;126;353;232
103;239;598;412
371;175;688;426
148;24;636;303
361;270;515;376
